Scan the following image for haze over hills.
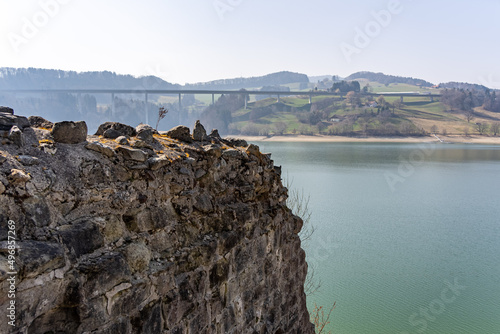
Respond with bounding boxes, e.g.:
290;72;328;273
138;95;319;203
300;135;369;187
1;67;499;137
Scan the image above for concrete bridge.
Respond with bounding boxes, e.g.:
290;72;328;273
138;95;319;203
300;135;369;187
0;89;441;124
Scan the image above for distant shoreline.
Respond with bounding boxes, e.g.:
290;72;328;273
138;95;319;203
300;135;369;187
233;135;500;145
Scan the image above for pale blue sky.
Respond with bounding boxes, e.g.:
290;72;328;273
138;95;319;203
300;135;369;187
1;0;499;88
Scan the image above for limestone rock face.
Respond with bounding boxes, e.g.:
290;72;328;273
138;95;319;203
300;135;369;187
0;115;313;334
51;121;88;144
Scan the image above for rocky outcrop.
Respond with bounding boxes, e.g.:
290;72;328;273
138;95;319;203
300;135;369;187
0;112;312;333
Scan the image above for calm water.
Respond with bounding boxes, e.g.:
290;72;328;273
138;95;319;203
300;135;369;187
253;142;500;334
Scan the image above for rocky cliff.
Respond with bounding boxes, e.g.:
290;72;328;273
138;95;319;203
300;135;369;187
0;108;313;333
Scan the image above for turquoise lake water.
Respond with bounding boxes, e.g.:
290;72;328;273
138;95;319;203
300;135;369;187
253;142;500;334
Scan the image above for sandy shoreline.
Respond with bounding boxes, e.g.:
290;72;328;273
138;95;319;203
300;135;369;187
233;135;500;145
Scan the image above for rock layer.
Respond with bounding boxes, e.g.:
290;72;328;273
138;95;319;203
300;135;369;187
0;115;312;333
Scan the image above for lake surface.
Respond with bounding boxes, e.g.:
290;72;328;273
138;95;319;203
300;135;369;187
253;142;500;334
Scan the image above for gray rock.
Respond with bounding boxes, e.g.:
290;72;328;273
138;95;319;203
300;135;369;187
148;155;170;171
103;128;122;139
0;154;6;164
8;125;24;147
0;112;30;131
15;241;65;278
51;121;88;144
59;220;104;258
209;129;221;140
115;136;129;145
193;120;208;141
165;125;192;143
17;155;39;166
95;122;136;137
0;106;14;114
116;146;148;162
136;124;155;142
223;137;248;147
85;142;115;158
28;116;53;129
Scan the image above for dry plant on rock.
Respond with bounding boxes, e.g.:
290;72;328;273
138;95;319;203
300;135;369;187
156;106;169;130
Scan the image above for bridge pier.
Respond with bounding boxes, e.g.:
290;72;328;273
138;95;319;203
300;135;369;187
277;94;281;103
111;93;116;117
244;97;247;109
430;96;434;102
178;93;182;114
212;94;215;105
145;93;149;125
400;96;404;103
309;94;312;104
77;93;82;115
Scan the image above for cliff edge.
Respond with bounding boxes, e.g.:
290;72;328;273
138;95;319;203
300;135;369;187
0;109;313;333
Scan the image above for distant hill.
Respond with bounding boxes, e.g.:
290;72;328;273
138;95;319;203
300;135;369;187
184;71;309;90
438;81;490;91
345;71;434;87
0;67;180;90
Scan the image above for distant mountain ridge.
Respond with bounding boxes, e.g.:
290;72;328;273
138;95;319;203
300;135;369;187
0;67;181;90
184;71;309;90
345;71;434;87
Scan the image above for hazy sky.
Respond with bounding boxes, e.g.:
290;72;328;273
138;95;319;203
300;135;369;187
1;0;500;88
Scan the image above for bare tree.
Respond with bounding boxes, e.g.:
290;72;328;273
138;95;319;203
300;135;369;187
491;122;500;136
274;122;287;135
476;122;489;135
464;109;474;123
430;125;439;134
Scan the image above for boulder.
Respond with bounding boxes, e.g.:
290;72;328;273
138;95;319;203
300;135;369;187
8;125;24;147
0;112;30;131
103;128;122;139
115;146;148;162
85;142;115;158
193;120;208;141
95;122;136;137
28;116;54;129
136;124;155;142
51;121;88;144
209;129;221;140
0;106;14;114
165;125;192;143
115;136;129;145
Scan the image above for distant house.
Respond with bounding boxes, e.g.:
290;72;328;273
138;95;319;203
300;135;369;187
368;102;378;108
330;118;340;123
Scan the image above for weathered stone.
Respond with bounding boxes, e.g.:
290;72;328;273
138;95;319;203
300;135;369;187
103;128;122;139
116;146;148;162
95;122;136;137
123;242;151;272
8;168;31;185
193;120;208;141
223;137;248;147
51;121;88;144
0;182;5;194
85;142;115;158
148;155;170;171
209;129;221;139
0;106;14;114
115;136;129;145
14;241;66;278
0;154;6;164
8;125;24;146
165;125;192;143
0;112;30;131
59;220;104;258
136;124;155;142
246;143;261;157
17;155;39;166
28;115;53;129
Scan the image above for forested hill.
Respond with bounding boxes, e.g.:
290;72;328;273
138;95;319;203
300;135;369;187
345;71;434;87
0;68;181;90
438;81;490;91
184;71;309;90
